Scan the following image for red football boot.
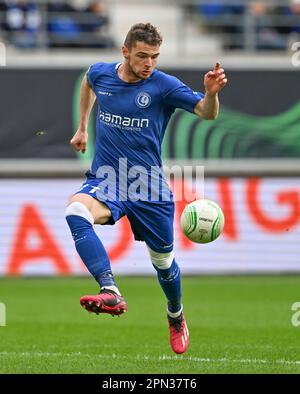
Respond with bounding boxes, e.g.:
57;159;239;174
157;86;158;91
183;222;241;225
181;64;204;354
80;289;127;316
168;312;189;354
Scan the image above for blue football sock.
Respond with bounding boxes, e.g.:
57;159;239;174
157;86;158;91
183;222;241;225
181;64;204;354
153;259;182;314
66;215;116;289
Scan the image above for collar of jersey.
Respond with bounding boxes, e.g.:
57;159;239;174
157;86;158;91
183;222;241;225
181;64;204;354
114;62;155;86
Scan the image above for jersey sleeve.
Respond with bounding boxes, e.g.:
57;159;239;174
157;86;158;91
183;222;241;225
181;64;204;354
86;63;103;90
161;74;204;113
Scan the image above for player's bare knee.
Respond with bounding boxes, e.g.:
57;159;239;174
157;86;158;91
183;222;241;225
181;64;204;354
92;201;112;225
68;193;93;207
94;214;110;225
67;194;111;224
147;246;174;269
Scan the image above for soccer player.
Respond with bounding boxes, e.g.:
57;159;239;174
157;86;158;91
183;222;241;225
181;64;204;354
65;23;227;354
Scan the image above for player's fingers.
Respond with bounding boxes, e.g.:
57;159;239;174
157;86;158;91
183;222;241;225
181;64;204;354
219;78;228;87
70;139;81;151
205;71;215;79
216;73;226;82
80;142;86;153
214;69;224;79
214;62;221;70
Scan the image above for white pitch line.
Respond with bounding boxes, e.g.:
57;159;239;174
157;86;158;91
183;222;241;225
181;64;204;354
0;352;300;366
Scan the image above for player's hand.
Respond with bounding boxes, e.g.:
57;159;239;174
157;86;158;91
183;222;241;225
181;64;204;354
204;62;228;96
70;129;88;153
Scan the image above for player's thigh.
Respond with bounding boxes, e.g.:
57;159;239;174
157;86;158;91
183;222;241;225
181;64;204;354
127;201;175;252
68;193;112;224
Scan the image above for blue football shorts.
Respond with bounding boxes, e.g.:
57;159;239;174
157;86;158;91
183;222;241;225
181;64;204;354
74;175;174;253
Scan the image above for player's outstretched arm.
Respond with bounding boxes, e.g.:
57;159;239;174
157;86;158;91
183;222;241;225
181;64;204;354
70;75;96;154
194;62;227;120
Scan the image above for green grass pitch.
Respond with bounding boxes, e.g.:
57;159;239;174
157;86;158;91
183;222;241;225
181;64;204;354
1;276;300;374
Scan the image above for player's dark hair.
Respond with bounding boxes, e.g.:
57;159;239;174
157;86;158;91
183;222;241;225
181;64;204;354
124;23;162;49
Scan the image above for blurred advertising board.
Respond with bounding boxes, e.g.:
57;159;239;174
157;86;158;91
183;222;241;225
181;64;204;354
0;177;299;276
0;68;299;160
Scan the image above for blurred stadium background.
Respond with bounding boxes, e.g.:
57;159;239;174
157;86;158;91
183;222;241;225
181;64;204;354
1;0;300;374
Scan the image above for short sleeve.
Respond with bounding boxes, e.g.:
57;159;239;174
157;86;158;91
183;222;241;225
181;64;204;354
161;74;204;113
86;63;103;90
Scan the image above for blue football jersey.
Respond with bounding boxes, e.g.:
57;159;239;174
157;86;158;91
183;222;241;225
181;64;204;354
86;62;204;176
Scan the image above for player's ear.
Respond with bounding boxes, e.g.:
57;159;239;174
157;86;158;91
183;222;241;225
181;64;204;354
122;45;129;59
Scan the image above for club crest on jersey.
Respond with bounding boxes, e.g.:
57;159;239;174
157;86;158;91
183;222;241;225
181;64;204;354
135;92;151;108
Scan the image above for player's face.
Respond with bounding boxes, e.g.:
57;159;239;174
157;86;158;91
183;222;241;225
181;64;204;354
123;41;160;80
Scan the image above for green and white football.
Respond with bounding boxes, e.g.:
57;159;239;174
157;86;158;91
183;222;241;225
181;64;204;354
180;199;225;244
